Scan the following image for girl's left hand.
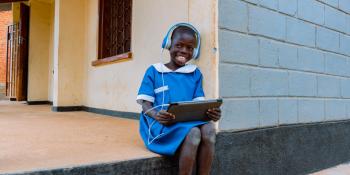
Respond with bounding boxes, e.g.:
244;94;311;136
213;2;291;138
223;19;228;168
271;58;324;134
206;108;221;122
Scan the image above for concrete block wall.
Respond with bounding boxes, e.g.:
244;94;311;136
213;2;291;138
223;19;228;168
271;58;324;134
218;0;350;131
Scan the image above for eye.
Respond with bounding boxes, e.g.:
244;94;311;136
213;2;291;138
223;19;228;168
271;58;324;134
175;44;182;48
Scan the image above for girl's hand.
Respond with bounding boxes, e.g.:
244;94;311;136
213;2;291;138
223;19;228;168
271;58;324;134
207;108;221;122
155;110;176;126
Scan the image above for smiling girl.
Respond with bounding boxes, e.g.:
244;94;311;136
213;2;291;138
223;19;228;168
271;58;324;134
136;23;221;175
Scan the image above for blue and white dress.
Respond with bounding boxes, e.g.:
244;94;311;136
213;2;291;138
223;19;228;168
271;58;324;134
136;63;208;156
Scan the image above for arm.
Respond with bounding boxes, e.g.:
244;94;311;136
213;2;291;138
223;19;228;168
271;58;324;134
141;100;176;125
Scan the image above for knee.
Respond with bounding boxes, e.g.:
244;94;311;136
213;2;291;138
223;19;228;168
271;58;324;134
186;127;201;146
201;124;216;145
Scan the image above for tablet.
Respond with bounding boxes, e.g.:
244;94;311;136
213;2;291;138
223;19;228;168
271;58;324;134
167;99;223;122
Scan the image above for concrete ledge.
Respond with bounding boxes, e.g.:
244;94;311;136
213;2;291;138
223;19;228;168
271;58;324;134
27;101;52;105
51;106;83;112
213;120;350;175
8;157;178;175
51;106;139;120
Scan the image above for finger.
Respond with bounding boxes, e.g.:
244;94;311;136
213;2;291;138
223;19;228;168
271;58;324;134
155;116;167;122
158;111;176;119
213;108;221;113
208;115;219;122
206;112;220;121
158;114;175;120
207;109;220;116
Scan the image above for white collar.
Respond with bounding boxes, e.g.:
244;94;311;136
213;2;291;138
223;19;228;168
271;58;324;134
152;63;197;73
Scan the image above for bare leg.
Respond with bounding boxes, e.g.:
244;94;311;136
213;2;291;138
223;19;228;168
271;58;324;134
197;122;216;175
178;127;201;175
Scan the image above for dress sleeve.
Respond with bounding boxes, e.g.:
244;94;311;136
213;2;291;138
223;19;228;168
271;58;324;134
193;69;206;101
136;67;155;105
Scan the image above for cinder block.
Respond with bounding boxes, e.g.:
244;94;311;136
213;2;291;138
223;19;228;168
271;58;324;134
298;0;325;25
278;0;297;16
341;79;350;98
325;100;347;120
248;5;286;40
219;64;251;97
251;68;289;96
340;34;350;56
259;0;278;10
289;72;317;96
298;99;325;123
259;39;279;67
259;99;279;127
339;0;350;13
219;0;248;32
219;99;260;131
325;53;348;76
298;47;325;73
286;17;316;47
317;75;341;97
316;27;340;53
278;98;298;125
346;100;350;118
279;43;299;69
325;6;348;33
319;0;339;7
219;30;259;65
348;16;350;35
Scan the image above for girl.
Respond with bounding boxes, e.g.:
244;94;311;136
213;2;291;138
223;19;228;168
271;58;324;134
136;23;221;175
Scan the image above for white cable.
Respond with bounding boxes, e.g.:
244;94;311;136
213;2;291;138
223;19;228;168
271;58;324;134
143;49;167;145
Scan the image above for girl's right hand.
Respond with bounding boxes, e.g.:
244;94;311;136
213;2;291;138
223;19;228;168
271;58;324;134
155;110;176;126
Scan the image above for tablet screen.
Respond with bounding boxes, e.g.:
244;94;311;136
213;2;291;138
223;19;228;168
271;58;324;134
167;99;222;122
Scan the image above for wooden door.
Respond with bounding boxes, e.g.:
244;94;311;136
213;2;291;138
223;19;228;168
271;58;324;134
16;3;29;101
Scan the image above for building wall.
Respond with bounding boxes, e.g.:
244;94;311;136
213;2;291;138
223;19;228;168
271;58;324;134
83;0;217;112
48;2;54;102
0;6;12;85
52;0;86;106
27;0;52;101
218;0;350;130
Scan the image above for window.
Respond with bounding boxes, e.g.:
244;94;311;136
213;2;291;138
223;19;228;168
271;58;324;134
93;0;132;66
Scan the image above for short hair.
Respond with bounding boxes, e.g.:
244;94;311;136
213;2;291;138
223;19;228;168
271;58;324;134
171;26;197;44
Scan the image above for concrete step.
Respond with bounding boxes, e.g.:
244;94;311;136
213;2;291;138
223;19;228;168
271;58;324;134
8;157;178;175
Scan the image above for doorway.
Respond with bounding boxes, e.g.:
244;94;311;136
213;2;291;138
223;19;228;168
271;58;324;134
5;2;29;101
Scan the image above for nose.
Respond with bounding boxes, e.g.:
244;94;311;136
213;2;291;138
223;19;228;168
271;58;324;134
179;46;191;54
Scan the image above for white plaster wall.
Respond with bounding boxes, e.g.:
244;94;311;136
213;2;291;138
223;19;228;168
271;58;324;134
27;0;52;101
84;0;217;112
52;0;59;105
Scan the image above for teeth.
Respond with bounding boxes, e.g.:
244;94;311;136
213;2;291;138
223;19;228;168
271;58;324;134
177;56;185;60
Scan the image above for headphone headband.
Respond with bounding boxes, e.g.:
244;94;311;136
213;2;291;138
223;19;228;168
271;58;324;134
161;22;201;59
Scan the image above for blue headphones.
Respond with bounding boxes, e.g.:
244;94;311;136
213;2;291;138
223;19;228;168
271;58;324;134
161;22;201;59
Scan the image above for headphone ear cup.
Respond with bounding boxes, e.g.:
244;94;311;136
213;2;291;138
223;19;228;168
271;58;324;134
192;48;198;59
165;37;171;49
161;36;167;49
162;27;174;50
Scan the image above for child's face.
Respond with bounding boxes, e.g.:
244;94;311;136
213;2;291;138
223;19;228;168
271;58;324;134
169;32;196;67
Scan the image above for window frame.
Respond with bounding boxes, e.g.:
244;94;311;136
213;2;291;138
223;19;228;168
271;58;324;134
92;0;132;66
